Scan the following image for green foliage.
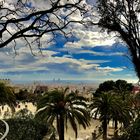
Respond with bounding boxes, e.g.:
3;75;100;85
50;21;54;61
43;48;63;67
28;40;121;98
133;93;140;115
0;109;48;140
119;117;140;140
0;118;48;140
90;92;133;140
16;89;29;101
94;80;133;99
16;89;38;102
96;0;140;79
95;80;115;95
90;92;126;123
14;108;34;119
115;80;133;93
0;82;16;112
36;88;90;140
0;83;16;104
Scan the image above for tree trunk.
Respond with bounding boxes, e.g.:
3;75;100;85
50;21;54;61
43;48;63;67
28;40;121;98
57;114;64;140
57;116;60;138
102;117;108;140
116;25;140;80
114;119;118;139
121;33;140;80
132;53;140;80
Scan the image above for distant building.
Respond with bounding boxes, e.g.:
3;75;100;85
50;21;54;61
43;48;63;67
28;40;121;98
34;85;48;94
132;85;140;94
0;79;11;86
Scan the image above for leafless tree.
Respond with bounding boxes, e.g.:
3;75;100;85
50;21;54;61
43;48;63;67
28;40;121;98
0;0;86;54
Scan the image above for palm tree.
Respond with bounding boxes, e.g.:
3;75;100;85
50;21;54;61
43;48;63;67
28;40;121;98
0;83;16;113
90;92;131;140
112;99;133;139
35;88;90;140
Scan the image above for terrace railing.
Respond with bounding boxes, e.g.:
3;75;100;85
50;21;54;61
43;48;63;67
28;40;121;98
0;119;9;140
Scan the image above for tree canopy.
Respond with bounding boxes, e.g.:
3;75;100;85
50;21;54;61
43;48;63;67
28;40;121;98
94;79;133;97
95;80;115;94
93;0;140;79
120;117;140;140
0;115;48;140
0;82;16;111
90;92;133;140
36;88;90;140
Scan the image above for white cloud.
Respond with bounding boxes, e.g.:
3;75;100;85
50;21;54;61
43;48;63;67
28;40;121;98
62;47;124;56
65;28;116;49
0;0;136;83
75;50;124;56
39;55;100;70
0;46;121;77
96;66;124;72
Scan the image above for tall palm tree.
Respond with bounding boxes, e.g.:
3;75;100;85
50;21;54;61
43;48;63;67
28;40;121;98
90;92;131;140
35;88;90;140
112;99;133;139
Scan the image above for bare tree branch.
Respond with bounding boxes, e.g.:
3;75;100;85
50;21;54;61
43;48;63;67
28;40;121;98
90;0;140;79
0;0;86;50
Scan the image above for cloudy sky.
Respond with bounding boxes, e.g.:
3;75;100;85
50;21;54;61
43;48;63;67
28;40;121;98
0;0;138;84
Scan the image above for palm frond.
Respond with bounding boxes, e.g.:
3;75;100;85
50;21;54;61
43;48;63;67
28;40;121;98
36;88;90;140
67;112;78;138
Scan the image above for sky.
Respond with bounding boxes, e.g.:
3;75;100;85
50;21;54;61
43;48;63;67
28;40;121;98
0;0;138;84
